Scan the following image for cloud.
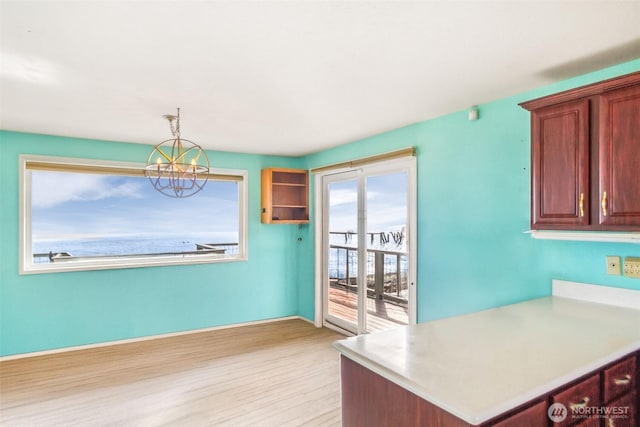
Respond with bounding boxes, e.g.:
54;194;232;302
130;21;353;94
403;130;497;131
328;185;407;232
31;175;240;240
366;204;407;232
329;188;357;207
31;172;144;208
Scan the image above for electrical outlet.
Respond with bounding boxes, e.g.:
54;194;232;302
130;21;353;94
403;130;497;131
623;257;640;278
606;256;621;275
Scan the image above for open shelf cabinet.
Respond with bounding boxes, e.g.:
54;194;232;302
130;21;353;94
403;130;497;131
261;168;309;224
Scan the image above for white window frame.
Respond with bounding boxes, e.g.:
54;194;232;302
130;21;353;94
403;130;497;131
19;154;248;274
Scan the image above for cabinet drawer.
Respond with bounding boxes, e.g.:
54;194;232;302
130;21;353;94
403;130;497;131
603;355;636;403
602;391;636;427
551;373;600;427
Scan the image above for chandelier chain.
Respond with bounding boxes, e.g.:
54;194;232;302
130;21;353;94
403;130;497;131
168;108;181;138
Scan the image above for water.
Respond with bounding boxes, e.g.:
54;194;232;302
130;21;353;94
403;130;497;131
32;236;237;257
33;233;406;279
328;232;408;279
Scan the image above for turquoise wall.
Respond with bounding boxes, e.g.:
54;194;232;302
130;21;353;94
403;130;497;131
2;59;640;357
0;132;303;356
299;59;640;322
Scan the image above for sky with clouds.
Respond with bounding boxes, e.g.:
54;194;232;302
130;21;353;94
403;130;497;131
31;171;239;242
31;170;405;251
329;171;407;237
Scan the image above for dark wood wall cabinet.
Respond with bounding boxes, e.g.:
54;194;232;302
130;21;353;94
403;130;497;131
261;168;309;224
520;71;640;231
341;351;638;426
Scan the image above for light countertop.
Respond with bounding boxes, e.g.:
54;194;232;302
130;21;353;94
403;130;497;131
333;292;640;425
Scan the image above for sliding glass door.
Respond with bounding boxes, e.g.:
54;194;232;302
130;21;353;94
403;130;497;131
321;158;416;335
324;172;361;333
364;171;410;333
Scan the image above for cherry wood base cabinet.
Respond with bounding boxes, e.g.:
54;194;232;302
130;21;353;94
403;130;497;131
520;71;640;231
339;351;638;426
261;168;309;224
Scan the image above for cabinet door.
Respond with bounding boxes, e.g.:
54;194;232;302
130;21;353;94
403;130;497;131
603;354;636;403
531;99;590;228
598;85;640;227
602;391;636;427
551;373;600;427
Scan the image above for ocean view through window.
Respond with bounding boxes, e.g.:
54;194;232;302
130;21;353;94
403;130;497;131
20;155;247;274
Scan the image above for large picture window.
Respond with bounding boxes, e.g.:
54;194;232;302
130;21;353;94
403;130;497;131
20;155;247;274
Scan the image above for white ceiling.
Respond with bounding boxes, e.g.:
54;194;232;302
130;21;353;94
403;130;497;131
1;1;639;156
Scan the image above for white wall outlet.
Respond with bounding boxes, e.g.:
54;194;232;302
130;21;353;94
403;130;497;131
606;256;622;275
623;257;640;279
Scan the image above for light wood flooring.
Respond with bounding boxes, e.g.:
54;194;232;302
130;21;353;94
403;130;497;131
0;320;346;427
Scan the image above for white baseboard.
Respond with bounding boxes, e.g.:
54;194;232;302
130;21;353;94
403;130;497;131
0;315;307;362
296;315;316;326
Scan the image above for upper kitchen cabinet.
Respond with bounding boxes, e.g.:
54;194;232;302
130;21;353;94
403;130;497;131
521;71;640;231
598;84;640;227
261;168;309;224
528;98;590;228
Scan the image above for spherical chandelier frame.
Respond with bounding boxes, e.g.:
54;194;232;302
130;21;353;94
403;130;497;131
144;109;210;198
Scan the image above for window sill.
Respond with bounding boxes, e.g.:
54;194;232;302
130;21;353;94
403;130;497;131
20;253;248;275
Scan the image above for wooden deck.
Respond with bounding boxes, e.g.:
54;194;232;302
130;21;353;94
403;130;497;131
328;286;408;332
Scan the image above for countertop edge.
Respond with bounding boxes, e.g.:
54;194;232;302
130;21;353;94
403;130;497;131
333;292;640;427
333;340;640;425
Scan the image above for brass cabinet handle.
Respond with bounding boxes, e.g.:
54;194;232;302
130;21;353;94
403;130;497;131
613;374;631;385
569;396;590;411
579;193;585;217
601;192;608;217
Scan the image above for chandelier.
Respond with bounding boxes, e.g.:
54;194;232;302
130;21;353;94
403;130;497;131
144;108;210;198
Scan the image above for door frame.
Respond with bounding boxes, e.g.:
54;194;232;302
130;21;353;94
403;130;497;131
313;156;417;332
320;170;362;334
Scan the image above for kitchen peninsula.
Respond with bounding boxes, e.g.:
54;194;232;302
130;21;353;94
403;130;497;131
333;281;640;426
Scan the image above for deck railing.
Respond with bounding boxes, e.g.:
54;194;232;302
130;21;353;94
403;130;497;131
33;243;239;264
329;244;408;304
